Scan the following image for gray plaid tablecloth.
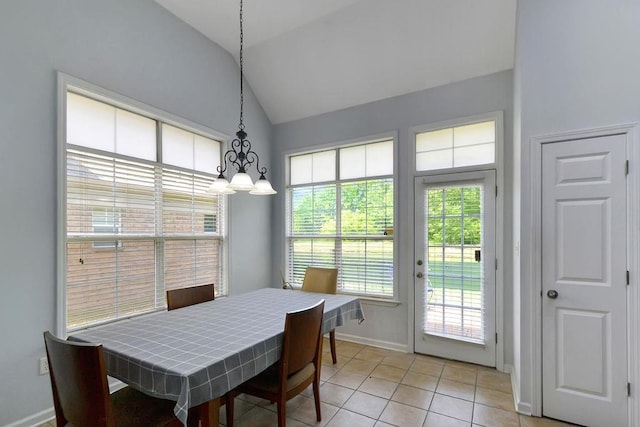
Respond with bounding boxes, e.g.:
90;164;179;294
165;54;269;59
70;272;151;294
69;288;364;425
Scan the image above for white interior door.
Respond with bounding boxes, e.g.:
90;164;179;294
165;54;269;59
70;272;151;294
414;171;496;366
542;135;628;426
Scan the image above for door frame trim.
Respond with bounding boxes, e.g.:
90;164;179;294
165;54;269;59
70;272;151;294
413;171;497;365
407;110;505;372
529;123;639;425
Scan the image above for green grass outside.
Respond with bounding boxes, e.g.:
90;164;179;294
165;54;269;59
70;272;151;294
426;260;482;292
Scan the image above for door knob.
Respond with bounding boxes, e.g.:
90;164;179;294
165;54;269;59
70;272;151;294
547;289;558;299
416;272;423;278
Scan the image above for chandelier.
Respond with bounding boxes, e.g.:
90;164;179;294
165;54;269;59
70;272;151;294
209;0;276;195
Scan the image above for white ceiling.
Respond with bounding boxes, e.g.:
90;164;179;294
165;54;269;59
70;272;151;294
155;0;516;124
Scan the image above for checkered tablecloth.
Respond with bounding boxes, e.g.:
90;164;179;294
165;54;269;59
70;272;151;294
69;288;364;425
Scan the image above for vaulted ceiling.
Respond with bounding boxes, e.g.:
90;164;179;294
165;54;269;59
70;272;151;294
155;0;516;124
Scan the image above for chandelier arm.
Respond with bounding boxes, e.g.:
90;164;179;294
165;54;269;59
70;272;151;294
250;149;268;176
243;150;258;170
220;140;243;174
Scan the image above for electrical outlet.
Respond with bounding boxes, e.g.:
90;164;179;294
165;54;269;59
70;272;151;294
39;357;49;375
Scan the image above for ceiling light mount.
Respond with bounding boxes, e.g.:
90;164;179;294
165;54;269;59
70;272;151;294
209;0;276;196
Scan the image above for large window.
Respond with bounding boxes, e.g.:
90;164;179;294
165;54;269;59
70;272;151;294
286;139;394;298
63;90;226;331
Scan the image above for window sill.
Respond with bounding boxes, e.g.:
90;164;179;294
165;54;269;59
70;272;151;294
422;332;486;346
358;297;401;307
287;285;400;307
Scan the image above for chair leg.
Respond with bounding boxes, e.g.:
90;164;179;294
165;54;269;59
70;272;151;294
329;329;337;364
277;399;286;427
186;409;200;427
225;393;235;427
224;392;235;427
313;376;322;422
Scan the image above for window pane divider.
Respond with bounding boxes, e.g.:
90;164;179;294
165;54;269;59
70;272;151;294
68;235;156;241
288;235;393;240
67;145;158;168
287;174;393;189
68;146;220;180
161;235;223;240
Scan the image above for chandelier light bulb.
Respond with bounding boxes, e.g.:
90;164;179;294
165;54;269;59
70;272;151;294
249;175;277;195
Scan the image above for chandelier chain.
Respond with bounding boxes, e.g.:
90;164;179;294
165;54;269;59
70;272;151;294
238;0;245;131
208;0;276;194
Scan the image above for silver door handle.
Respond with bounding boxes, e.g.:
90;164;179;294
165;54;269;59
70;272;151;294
416;272;423;278
547;290;558;299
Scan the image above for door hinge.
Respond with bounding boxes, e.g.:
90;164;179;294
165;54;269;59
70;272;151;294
625;160;629;176
627;382;631;396
495;333;498;344
627;270;630;286
496;185;498;197
495;258;498;270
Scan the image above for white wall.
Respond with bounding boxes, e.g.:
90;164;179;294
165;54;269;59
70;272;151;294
272;70;514;354
0;1;272;424
513;0;640;412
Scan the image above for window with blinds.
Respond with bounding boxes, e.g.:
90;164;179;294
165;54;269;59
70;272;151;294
64;91;225;331
287;140;394;298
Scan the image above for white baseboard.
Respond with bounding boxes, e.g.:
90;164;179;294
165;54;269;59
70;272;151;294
4;408;54;427
505;363;533;415
335;332;409;353
9;379;127;427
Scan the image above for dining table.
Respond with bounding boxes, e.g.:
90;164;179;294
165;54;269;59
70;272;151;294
69;287;365;426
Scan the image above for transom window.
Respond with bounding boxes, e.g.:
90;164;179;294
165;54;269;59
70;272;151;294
416;120;496;171
62;89;226;332
286;139;395;298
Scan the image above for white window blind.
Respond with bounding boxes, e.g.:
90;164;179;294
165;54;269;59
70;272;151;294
416;120;496;171
64;91;225;331
287;140;394;298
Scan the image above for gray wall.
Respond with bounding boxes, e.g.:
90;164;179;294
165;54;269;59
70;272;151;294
0;1;272;424
272;70;514;355
513;0;640;411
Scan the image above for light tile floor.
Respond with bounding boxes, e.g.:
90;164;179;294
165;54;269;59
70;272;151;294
39;339;579;427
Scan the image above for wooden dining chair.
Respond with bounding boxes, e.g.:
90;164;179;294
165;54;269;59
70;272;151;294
43;331;184;427
166;283;215;311
301;266;339;364
227;300;325;427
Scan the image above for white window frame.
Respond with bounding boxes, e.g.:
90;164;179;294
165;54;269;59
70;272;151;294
285;132;398;301
56;73;230;335
409;111;505;371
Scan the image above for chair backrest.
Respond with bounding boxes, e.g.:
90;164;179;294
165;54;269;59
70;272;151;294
301;267;338;295
280;300;325;378
166;283;215;311
43;331;113;427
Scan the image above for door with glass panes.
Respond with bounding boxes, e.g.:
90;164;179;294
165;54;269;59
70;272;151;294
414;171;496;366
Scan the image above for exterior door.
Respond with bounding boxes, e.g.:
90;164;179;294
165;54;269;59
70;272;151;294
542;135;628;426
414;171;496;366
